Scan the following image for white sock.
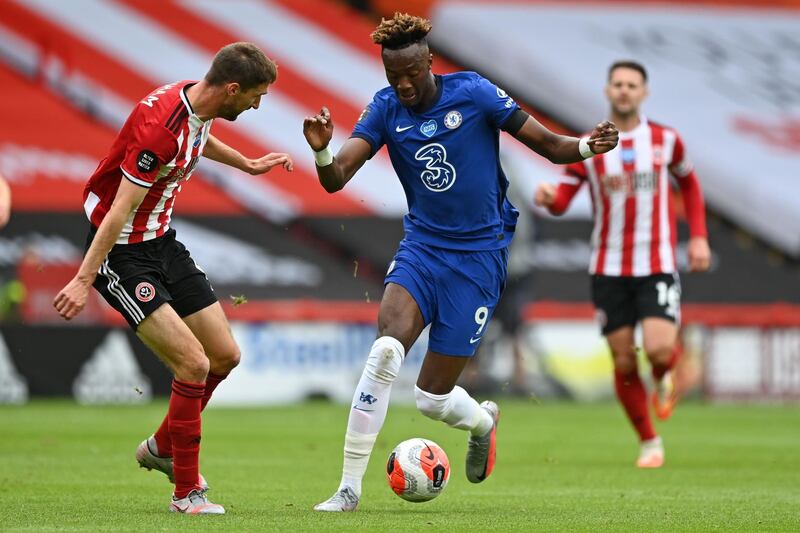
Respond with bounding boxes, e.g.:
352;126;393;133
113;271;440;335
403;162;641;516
338;336;405;497
415;385;493;437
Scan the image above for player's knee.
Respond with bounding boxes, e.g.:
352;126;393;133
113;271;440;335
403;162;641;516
644;341;674;365
363;336;404;385
176;341;209;382
611;351;637;375
414;385;451;420
216;345;241;373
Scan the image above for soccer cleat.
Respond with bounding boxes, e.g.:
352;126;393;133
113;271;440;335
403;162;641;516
136;436;209;491
652;371;678;421
169;489;225;515
313;487;359;512
636;436;664;468
465;400;500;483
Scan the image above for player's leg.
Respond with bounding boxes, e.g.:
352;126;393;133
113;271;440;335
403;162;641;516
413;246;506;483
149;235;231;466
643;318;680;420
637;273;682;420
151;303;238;459
135;304;224;514
314;281;427;512
415;351;498;483
592;275;661;467
606;325;663;468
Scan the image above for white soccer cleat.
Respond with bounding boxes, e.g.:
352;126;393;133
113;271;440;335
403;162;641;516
136;436;209;491
313;487;359;512
636;436;664;468
169;489;225;515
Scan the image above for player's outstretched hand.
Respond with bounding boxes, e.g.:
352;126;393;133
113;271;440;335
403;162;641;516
587;120;619;154
303;107;334;151
534;183;557;207
247;153;293;174
688;236;711;272
53;276;91;320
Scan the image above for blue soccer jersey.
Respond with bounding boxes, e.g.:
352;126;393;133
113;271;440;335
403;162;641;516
352;71;520;251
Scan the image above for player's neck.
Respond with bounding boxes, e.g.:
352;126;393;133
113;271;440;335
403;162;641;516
610;111;641;133
184;81;215;121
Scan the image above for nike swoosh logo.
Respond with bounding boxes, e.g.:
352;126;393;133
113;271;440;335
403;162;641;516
352;405;374;412
395;125;413;132
469;337;482;344
423;442;435;460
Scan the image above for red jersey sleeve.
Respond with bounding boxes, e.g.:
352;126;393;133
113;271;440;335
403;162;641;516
120;107;179;188
670;132;707;238
668;132;694;178
548;161;587;215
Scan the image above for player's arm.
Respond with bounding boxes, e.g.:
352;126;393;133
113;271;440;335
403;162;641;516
0;172;10;228
203;134;293;174
53;178;148;320
670;136;710;272
509;112;618;163
303;106;371;193
534;177;584;215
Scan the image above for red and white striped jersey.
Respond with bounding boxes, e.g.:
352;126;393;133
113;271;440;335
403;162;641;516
561;117;697;277
83;80;212;244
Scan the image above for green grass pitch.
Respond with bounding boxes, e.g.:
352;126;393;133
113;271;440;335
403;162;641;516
0;400;798;531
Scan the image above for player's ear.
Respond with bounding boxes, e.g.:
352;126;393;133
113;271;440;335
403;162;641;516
226;82;240;96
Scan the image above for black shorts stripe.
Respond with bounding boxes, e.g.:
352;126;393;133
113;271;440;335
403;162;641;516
99;259;145;324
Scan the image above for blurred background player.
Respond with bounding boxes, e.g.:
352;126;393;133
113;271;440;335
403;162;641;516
535;60;711;468
0;172;10;228
303;12;618;511
52;42;292;514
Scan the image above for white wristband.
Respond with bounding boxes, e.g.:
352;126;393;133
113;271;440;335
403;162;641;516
578;137;594;159
313;145;334;167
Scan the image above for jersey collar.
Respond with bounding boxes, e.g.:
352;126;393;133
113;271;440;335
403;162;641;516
618;115;648;140
180;83;196;116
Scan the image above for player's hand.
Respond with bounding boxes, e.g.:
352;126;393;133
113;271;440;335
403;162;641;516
534;183;557;207
246;153;293;174
587;120;619;154
53;276;92;320
687;236;711;272
303;106;334;151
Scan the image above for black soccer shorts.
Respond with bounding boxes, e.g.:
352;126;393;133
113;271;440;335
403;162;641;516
590;272;681;335
87;227;217;330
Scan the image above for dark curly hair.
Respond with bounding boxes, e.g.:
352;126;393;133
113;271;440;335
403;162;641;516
371;12;432;50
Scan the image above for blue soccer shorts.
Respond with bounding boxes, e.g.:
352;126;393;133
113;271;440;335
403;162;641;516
384;239;508;356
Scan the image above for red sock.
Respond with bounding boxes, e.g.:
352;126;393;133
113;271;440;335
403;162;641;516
168;379;204;499
652;343;683;381
154;372;228;457
614;370;657;442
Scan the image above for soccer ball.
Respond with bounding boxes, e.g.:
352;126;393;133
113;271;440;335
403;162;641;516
386;438;450;502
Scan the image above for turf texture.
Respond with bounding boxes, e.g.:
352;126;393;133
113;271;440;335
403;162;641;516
0;400;797;531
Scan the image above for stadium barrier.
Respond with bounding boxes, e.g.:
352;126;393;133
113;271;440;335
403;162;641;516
2;299;799;405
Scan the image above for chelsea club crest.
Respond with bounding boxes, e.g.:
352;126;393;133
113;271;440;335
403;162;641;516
444;110;462;130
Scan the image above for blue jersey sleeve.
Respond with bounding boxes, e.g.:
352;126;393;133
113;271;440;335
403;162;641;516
471;75;520;130
350;97;386;158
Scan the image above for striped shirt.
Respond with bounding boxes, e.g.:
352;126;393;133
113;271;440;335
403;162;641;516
83;80;212;244
560;117;702;277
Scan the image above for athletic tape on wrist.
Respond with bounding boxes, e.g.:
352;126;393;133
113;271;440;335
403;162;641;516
578;137;594;159
314;145;334;167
